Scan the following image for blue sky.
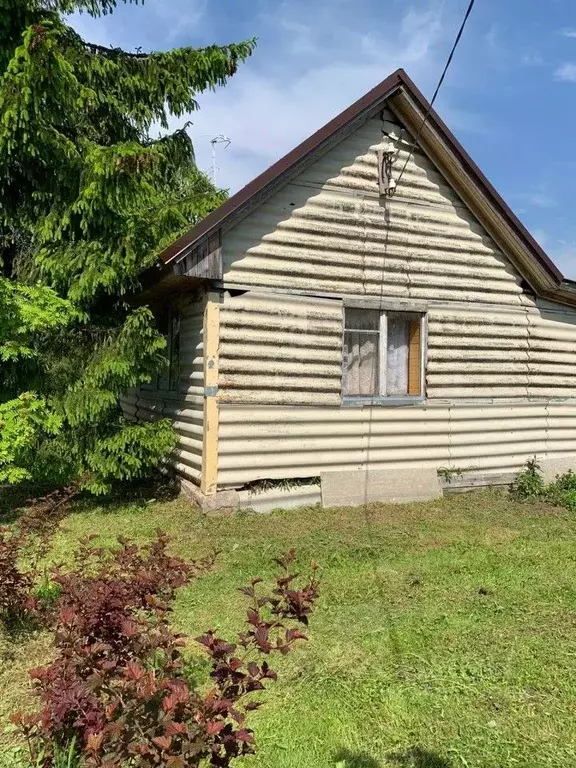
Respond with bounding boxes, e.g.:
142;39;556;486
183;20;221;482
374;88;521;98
71;0;576;277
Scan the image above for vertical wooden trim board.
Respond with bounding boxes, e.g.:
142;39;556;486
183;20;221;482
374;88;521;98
201;296;220;495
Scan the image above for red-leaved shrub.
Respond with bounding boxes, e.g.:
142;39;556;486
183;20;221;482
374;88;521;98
0;486;77;624
14;536;319;767
0;527;36;621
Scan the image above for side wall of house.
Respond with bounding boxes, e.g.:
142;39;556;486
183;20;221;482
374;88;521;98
215;112;576;490
120;293;206;486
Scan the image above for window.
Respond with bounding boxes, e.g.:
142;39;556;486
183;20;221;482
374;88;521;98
152;307;180;392
343;307;425;401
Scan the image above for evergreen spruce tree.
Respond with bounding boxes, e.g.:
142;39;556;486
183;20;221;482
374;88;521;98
0;0;254;492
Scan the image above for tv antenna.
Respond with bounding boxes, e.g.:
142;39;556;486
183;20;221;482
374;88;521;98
210;134;231;185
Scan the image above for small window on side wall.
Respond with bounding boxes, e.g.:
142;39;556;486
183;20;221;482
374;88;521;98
153;307;181;392
343;308;425;402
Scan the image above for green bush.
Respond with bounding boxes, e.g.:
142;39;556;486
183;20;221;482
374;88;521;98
512;460;576;511
547;469;576;510
511;458;546;501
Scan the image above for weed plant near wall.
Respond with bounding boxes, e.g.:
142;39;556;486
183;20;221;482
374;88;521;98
511;458;576;510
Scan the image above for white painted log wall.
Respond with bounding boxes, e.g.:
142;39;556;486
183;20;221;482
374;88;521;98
221;117;526;306
217;402;576;488
215;110;576;489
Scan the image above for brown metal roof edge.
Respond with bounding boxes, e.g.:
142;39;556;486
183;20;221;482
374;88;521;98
159;69;406;264
159;66;565;292
394;70;563;285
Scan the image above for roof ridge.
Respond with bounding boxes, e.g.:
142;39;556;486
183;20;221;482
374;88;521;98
159;69;406;264
157;68;570;305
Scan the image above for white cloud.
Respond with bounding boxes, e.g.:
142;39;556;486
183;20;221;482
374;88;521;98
438;104;492;136
184;62;400;189
514;190;557;209
400;6;443;61
521;53;544;67
538;236;576;279
68;0;470;193
183;1;451;191
485;23;500;51
555;62;576;82
548;245;576;279
69;0;207;49
560;28;576;38
68;12;111;46
153;0;207;42
532;228;548;248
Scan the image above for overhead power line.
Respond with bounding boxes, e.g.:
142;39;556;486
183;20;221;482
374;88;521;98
395;0;478;187
356;0;479;608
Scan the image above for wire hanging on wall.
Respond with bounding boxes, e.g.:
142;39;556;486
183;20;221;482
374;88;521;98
355;0;481;614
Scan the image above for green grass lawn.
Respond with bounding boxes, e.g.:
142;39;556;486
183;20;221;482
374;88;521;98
3;489;576;767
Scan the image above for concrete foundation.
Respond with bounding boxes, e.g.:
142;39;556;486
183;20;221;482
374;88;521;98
180;479;321;514
182;463;556;515
320;467;443;507
180;479;240;515
539;457;576;484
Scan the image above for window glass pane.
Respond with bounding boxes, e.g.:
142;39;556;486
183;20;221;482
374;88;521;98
344;308;380;332
343;331;379;396
386;312;410;396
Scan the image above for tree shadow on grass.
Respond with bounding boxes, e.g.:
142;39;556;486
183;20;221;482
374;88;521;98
388;746;452;767
1;614;44;645
334;748;381;767
0;483;54;525
70;472;182;516
0;472;181;527
335;746;451;768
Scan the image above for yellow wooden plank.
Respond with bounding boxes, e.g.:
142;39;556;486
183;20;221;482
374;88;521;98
201;297;220;495
408;318;421;396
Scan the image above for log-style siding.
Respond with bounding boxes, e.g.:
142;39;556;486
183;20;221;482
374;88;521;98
214;111;576;489
127;106;576;495
120;297;205;485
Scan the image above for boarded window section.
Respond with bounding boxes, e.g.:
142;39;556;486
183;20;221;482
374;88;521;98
343;308;424;400
408;318;421;396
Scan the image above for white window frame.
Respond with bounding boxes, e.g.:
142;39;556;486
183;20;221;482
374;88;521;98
341;305;427;406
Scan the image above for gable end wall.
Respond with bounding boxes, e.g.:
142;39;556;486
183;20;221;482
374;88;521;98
213;110;576;490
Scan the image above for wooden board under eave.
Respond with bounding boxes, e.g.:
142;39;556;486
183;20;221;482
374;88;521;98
174;231;222;280
408;318;421;396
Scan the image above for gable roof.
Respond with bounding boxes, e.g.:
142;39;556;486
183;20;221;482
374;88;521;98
158;68;576;307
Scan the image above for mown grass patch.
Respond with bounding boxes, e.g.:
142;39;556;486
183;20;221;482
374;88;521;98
2;489;576;766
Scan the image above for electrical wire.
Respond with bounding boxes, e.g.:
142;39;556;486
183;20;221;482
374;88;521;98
395;0;478;188
355;0;479;624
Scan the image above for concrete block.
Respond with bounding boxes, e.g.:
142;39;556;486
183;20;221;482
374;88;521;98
180;479;240;515
321;468;442;507
237;483;321;513
540;457;576;484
